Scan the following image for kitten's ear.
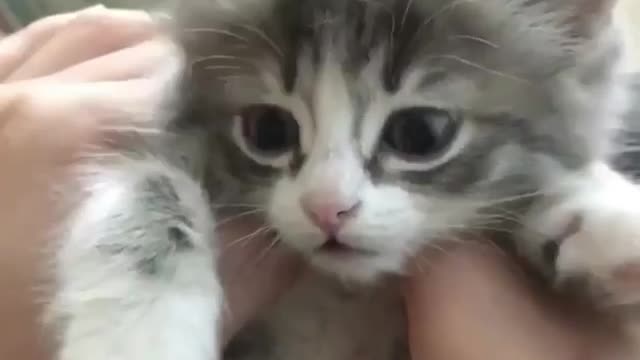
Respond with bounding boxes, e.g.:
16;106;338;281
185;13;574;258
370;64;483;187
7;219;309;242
489;0;619;38
561;0;619;36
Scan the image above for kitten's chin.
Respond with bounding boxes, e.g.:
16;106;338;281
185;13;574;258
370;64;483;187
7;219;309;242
308;252;405;284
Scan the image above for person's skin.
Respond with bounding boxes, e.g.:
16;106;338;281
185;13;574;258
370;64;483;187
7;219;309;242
0;7;634;360
0;7;301;359
405;243;637;360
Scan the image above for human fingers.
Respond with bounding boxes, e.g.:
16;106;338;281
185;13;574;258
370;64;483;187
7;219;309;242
0;11;78;80
46;37;180;82
6;7;158;81
0;65;160;360
404;243;633;360
0;79;166;163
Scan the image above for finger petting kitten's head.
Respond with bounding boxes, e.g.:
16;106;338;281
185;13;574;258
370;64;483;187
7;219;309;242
173;0;628;282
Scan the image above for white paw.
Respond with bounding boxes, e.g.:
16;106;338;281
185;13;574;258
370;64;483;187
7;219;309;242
555;201;640;307
524;164;640;308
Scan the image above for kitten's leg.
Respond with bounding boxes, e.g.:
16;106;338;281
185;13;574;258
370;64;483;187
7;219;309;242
521;163;640;301
48;158;222;360
520;162;640;348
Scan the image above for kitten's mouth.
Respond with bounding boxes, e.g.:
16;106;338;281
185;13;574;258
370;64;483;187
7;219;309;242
316;237;376;257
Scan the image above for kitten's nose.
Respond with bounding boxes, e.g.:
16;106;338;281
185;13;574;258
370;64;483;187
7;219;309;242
300;195;361;234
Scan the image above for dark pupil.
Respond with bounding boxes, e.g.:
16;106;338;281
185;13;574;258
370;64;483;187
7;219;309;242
383;108;454;156
242;106;298;153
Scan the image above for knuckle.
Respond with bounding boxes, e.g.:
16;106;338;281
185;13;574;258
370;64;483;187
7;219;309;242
1;88;37;120
0;89;43;149
0;45;23;70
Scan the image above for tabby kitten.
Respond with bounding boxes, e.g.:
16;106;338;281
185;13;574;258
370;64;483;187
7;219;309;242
49;1;640;359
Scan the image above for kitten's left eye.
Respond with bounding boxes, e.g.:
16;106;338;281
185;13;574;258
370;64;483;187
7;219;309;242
240;104;299;155
382;107;459;159
379;107;469;172
232;104;300;168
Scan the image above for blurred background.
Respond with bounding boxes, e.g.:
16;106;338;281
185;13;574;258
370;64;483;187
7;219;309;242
617;0;640;65
0;0;638;62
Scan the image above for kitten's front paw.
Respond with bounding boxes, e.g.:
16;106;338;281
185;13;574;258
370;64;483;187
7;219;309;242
524;165;640;309
60;337;216;360
52;159;222;360
537;198;640;354
551;208;640;308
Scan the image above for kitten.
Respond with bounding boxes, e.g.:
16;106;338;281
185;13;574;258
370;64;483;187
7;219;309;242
48;0;640;359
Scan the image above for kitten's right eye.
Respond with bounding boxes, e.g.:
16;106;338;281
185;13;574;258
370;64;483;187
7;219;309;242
233;104;300;166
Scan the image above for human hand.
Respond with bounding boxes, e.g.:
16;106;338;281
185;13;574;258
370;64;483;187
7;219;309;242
0;7;300;359
404;243;636;360
0;4;178;233
0;7;171;359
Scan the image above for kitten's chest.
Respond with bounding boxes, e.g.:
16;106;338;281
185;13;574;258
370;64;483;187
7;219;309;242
226;272;407;360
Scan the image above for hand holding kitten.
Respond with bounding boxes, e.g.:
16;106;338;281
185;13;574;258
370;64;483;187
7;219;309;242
405;243;637;360
0;8;299;358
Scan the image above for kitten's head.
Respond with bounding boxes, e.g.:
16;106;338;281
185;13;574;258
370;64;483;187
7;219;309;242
175;0;627;282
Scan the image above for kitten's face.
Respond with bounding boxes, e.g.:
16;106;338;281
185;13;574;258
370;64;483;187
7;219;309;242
178;0;623;282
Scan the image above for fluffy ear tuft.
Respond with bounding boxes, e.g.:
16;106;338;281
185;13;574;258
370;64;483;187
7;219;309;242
561;0;618;37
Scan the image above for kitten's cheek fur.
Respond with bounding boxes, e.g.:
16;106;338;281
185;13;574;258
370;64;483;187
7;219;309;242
48;158;223;360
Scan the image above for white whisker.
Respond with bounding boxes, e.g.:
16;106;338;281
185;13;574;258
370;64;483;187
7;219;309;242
254;236;281;264
210;203;265;210
410;0;468;45
215;209;265;229
427;54;528;84
183;28;250;43
237;24;283;59
204;65;245;72
224;226;271;250
451;34;499;49
191;55;260;74
400;0;414;31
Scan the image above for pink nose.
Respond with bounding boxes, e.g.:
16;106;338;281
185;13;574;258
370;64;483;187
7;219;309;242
300;195;361;234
